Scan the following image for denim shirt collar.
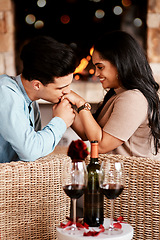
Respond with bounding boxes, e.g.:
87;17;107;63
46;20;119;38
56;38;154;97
15;74;32;105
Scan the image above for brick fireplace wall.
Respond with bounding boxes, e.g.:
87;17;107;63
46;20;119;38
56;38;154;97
0;0;159;84
147;0;160;84
0;0;15;75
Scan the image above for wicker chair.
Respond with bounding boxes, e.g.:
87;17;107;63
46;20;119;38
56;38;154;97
98;154;160;240
0;154;71;240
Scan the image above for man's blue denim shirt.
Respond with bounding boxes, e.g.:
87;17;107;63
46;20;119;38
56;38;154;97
0;74;66;163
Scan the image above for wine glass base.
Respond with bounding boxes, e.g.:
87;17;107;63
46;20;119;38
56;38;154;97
63;225;85;236
104;227;123;236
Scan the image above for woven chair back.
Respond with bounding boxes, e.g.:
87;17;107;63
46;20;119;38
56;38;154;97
98;154;160;240
0;154;71;240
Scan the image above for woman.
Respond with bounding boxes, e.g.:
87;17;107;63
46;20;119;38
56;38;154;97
64;31;160;159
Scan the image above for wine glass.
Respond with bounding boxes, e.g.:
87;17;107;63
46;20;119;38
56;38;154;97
62;160;88;235
99;158;125;235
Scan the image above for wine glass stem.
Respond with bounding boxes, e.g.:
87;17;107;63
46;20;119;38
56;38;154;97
110;199;114;229
72;198;77;226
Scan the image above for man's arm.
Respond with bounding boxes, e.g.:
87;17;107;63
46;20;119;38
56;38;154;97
0;87;67;161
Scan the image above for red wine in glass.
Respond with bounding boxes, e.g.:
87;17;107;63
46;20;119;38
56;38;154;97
63;184;86;199
99;159;125;235
100;184;124;199
62;161;88;235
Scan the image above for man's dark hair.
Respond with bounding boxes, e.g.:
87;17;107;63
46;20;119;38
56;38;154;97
20;36;77;85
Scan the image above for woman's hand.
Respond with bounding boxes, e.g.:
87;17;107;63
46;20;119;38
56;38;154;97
63;90;86;108
52;99;75;128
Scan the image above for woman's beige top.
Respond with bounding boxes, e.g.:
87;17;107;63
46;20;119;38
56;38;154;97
97;87;160;160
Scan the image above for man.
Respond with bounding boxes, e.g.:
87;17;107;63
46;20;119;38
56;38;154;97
0;36;77;163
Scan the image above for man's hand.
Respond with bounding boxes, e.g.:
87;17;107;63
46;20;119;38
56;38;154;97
52;99;75;128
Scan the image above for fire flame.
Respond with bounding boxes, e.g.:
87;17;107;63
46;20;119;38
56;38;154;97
74;58;89;74
74;47;94;74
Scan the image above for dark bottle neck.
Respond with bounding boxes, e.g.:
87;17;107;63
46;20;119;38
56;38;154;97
90;157;99;164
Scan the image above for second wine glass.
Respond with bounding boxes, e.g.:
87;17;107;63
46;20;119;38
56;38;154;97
62;160;88;235
99;157;125;235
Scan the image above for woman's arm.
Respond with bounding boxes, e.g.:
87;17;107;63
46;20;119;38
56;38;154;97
71;111;88;140
64;91;124;153
78;108;124;153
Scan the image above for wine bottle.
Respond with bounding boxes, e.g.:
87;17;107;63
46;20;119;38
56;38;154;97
84;140;104;227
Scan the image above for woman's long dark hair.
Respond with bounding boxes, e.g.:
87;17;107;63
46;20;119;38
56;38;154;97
94;31;160;154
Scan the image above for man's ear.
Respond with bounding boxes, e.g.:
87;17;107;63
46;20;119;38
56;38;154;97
32;80;42;91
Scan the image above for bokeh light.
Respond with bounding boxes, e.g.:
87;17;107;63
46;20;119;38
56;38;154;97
34;20;44;29
133;18;142;27
86;55;91;61
89;69;95;75
113;6;123;15
60;15;70;24
37;0;46;8
122;0;132;7
74;74;80;80
95;9;105;19
16;0;147;81
25;14;36;25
